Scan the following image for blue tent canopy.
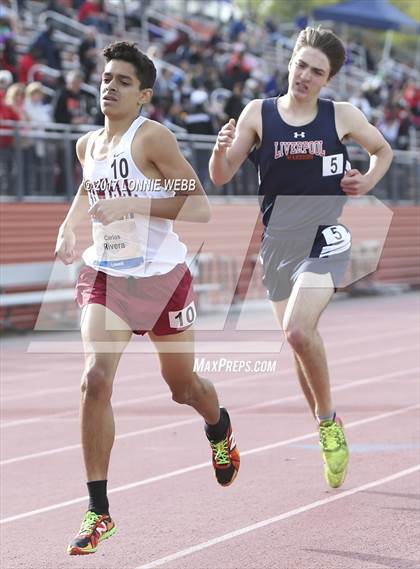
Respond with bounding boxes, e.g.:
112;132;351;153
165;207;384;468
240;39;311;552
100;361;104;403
313;0;420;33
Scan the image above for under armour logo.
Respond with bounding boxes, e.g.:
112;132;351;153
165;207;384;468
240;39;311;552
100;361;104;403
293;131;305;138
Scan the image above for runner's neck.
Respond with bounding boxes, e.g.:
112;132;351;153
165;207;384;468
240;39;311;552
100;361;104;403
103;113;139;142
280;92;319;116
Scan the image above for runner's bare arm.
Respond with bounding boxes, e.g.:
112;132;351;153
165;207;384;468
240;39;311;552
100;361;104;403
336;103;393;196
209;100;261;186
55;133;91;263
90;123;211;224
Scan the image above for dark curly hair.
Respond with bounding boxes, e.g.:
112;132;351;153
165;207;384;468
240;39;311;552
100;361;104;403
103;41;157;89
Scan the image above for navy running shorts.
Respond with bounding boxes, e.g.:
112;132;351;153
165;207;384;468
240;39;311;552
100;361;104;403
260;223;351;302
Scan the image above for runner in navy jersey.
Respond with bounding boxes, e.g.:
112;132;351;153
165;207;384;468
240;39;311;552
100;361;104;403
210;27;393;489
55;42;240;556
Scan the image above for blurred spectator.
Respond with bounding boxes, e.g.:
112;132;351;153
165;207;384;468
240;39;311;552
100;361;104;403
395;103;411;150
350;88;373;122
265;70;285;98
5;82;28;120
228;16;246;42
185;90;214;135
78;0;112;34
171;74;192;106
0;85;19;194
5;82;36;192
78;27;97;83
403;81;420;129
52;69;95;193
185;41;205;65
24;82;51;124
363;36;377;72
53;70;95;125
264;17;278;37
147;100;165;123
24;82;52;191
124;0;151;30
362;78;383;109
0;68;13;101
0;0;18;77
377;105;400;148
162;26;187;56
244;77;261;101
203;68;221;92
185;89;214;184
164;102;186;130
153;67;174;99
47;0;73;18
224;48;251;89
18;45;42;84
0;34;17;77
224;82;245;122
16;0;27;14
31;19;62;70
0;0;17;32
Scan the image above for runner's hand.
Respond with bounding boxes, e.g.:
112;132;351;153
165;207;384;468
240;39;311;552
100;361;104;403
55;229;76;264
214;118;236;154
89;198;132;225
340;169;371;196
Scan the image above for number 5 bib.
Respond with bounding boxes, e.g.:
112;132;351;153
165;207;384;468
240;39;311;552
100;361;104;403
310;224;352;259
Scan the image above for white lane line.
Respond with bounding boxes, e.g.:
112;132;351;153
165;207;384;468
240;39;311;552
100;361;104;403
0;367;278;429
1;402;418;525
2;326;416;403
0;370;160;403
324;327;418;348
135;464;420;569
239;367;420;414
1;366;418;466
0;417;200;466
1;343;415;429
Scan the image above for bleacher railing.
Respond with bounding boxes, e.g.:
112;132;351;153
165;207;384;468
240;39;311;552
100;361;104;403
0;121;419;203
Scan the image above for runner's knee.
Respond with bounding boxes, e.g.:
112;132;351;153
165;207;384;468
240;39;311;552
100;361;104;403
164;370;199;405
81;364;113;401
171;384;195;405
285;326;312;353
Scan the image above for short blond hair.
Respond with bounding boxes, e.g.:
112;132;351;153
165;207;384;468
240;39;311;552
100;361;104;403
26;82;44;96
5;83;26;106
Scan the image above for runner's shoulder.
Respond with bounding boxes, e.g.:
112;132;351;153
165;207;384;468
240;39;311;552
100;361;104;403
237;99;263;133
76;130;97;164
334;101;369;135
241;98;263;118
334;101;365;121
134;118;177;150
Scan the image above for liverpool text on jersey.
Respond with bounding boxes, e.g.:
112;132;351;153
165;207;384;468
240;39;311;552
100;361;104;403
274;140;326;159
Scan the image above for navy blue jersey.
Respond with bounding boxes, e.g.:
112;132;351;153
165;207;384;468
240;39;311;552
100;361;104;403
250;97;349;232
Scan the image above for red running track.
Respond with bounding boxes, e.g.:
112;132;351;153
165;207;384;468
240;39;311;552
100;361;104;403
0;292;419;569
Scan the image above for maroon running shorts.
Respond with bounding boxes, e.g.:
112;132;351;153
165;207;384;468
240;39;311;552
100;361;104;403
75;263;196;336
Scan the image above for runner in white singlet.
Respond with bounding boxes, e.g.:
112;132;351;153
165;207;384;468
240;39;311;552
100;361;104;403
55;42;240;557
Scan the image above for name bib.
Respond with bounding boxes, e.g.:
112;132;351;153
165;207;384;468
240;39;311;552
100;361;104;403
93;216;145;269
